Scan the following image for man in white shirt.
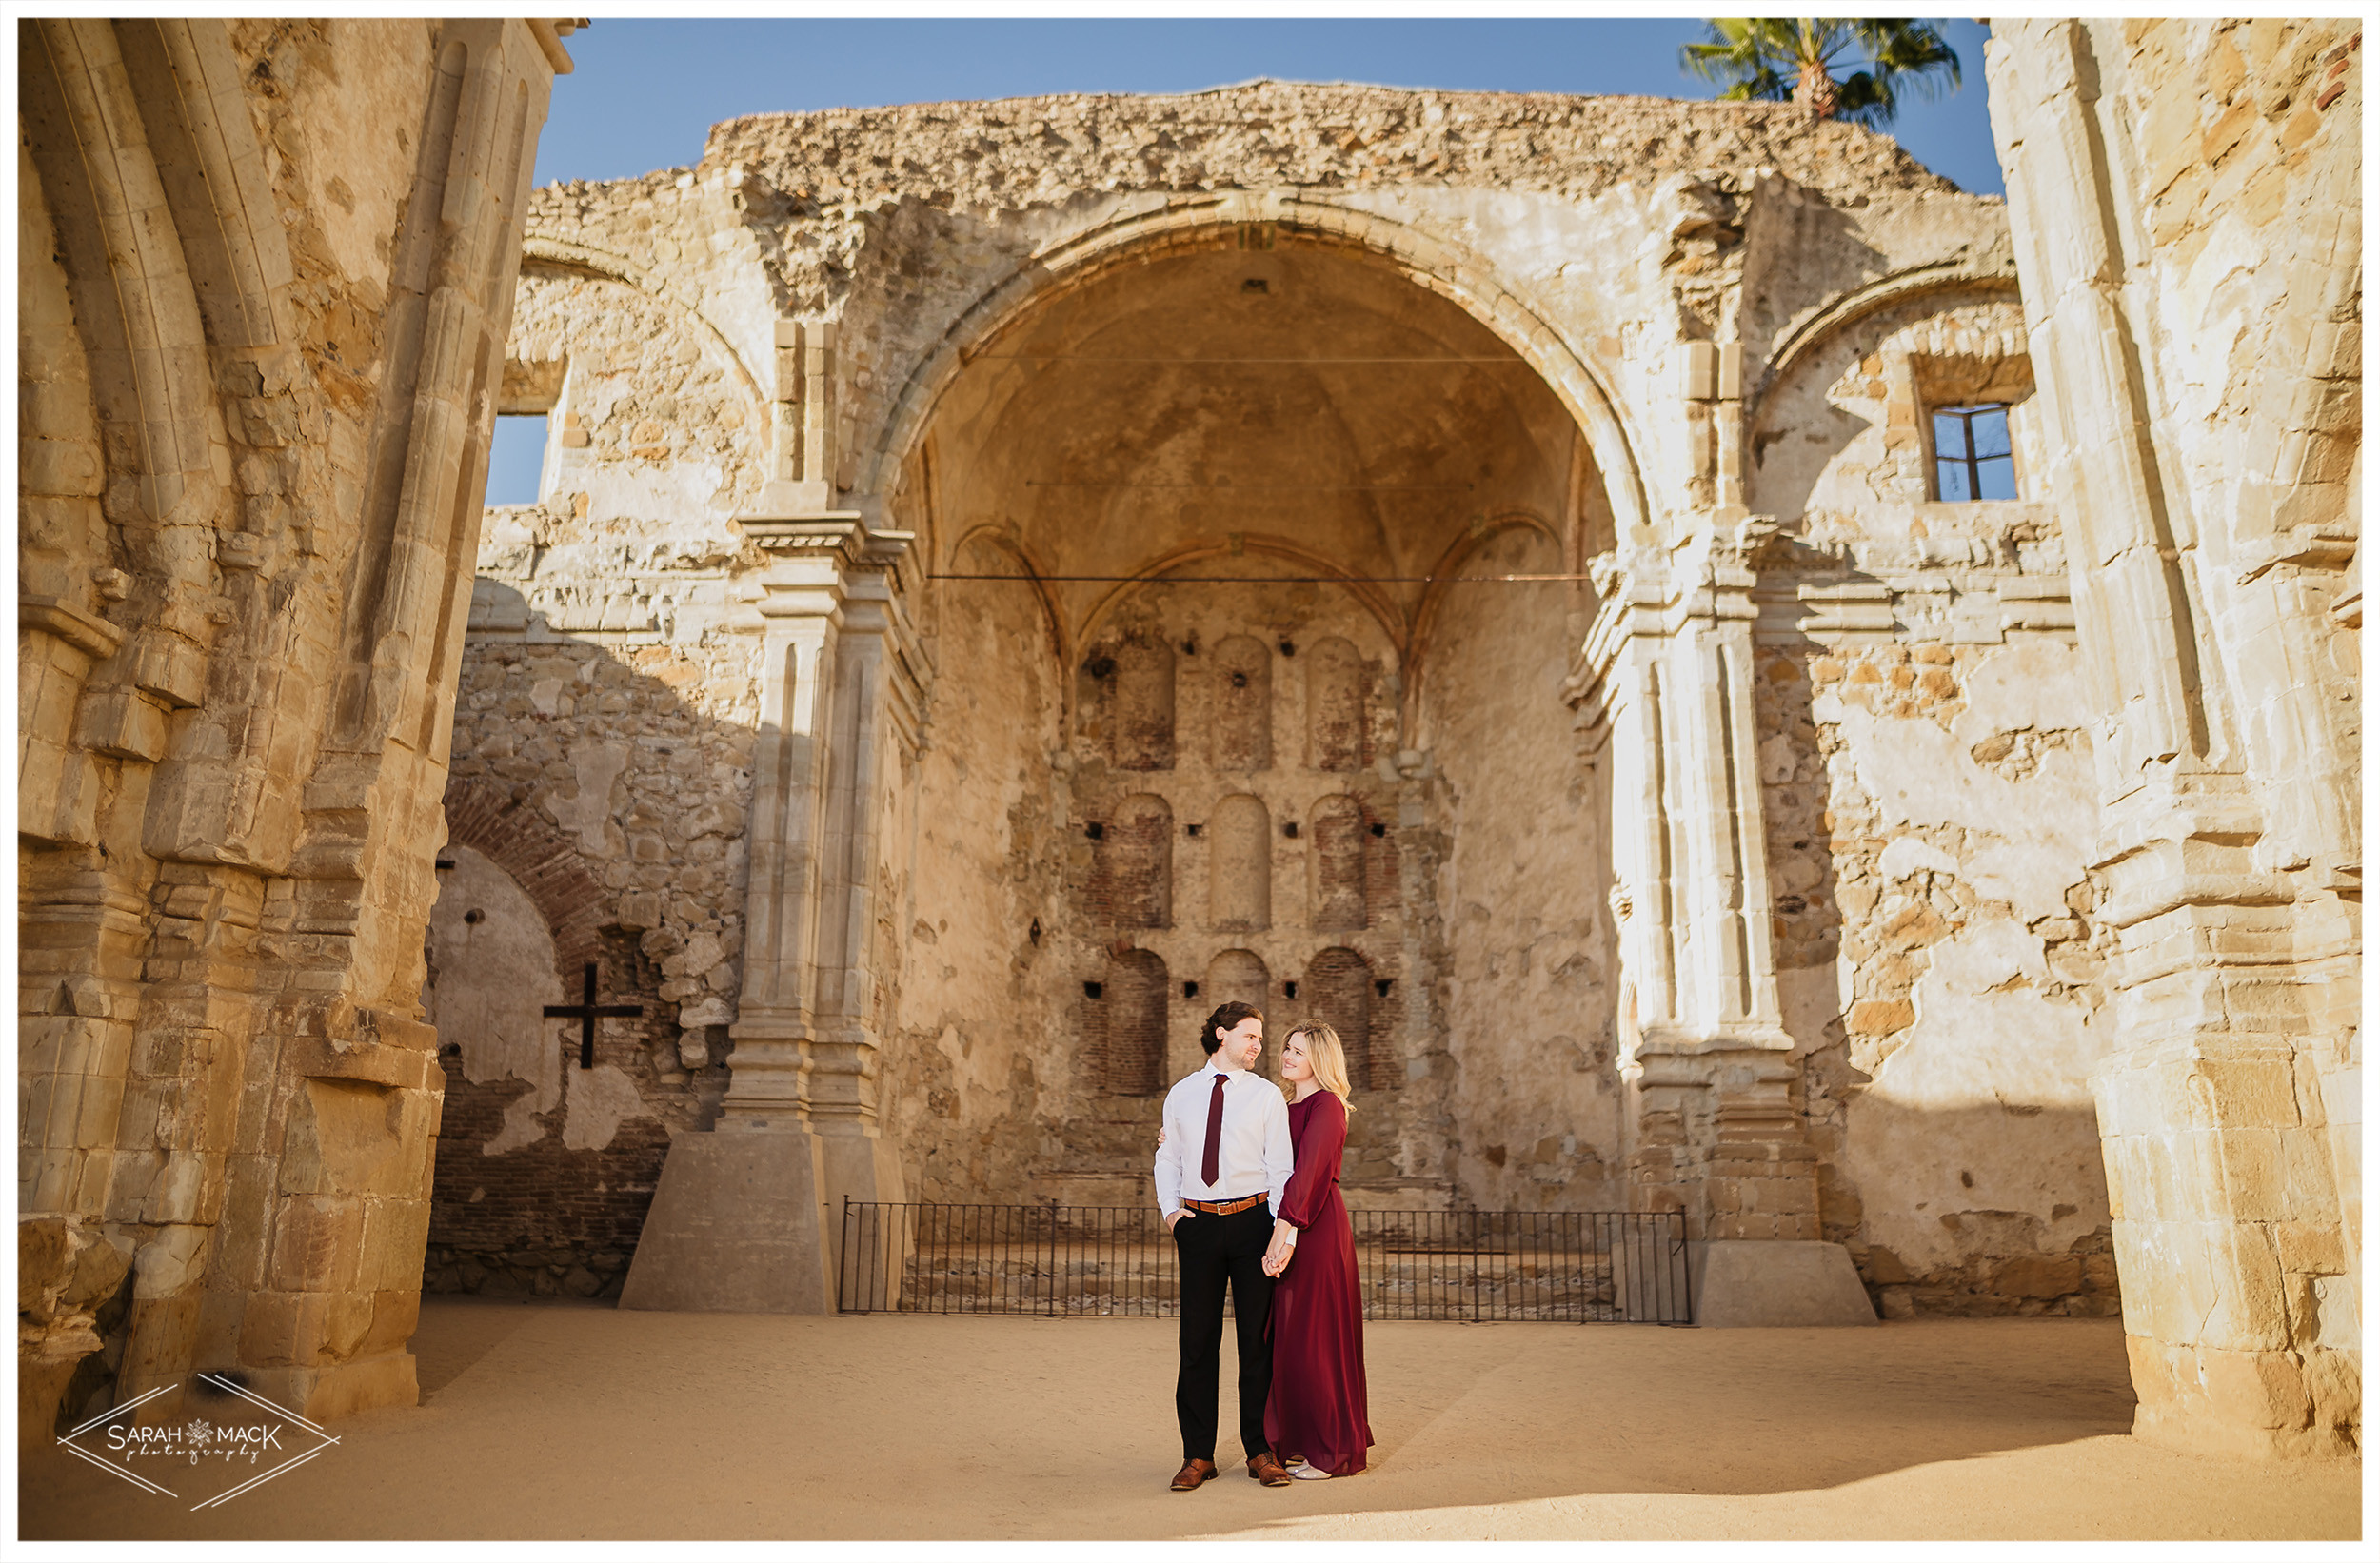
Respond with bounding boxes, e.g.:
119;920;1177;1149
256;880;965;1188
1155;1000;1297;1491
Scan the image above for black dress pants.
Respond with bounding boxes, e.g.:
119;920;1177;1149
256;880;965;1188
1173;1202;1276;1463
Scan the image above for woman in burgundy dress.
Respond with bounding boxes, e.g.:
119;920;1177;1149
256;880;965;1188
1260;1021;1373;1479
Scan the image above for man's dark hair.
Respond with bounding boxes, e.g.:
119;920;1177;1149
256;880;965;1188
1201;1000;1264;1055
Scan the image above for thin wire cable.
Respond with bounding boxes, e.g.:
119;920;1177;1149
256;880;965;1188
1021;480;1474;490
968;354;1532;364
928;571;1592;583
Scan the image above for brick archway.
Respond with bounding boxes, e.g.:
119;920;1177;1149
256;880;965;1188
440;777;609;979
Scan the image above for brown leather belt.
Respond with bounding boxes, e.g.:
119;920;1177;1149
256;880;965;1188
1182;1194;1267;1216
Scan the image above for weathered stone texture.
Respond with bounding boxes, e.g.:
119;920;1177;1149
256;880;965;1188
18;18;572;1435
28;35;2351;1456
1989;18;2360;1454
471;79;2126;1306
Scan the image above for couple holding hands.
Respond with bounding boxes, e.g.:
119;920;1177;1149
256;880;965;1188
1154;1001;1373;1491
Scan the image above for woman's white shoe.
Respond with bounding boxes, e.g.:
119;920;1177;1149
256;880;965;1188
1291;1464;1333;1480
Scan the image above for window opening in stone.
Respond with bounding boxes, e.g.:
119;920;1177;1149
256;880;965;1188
1375;979;1393;999
1084;981;1102;999
1930;403;2016;501
1183;981;1199;999
1283;980;1299;999
1279;641;1296;657
1370;822;1386;838
1185;822;1201;837
1283;821;1299;838
1085;821;1103;840
486;414;548;505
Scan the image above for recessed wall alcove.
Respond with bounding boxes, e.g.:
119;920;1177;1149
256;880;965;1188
891;232;1621;1206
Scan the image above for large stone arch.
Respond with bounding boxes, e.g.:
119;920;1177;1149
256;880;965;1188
515;234;774;419
861;192;1649;541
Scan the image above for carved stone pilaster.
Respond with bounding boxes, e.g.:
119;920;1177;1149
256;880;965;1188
717;513;918;1130
1570;519;1869;1323
622;509;920;1315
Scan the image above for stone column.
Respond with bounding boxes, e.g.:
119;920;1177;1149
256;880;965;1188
622;512;920;1314
18;18;572;1434
1989;20;2359;1454
1571;520;1874;1325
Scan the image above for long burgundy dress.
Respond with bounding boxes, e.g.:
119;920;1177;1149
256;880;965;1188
1263;1090;1373;1476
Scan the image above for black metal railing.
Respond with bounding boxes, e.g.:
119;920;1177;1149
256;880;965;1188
838;1200;1691;1323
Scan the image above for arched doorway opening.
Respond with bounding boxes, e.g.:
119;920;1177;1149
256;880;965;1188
883;233;1624;1212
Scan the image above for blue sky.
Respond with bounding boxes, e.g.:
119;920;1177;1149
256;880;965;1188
536;17;2001;192
491;17;2000;502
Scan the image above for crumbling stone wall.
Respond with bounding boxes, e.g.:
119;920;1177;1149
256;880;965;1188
1775;638;2119;1318
428;558;759;1278
461;80;2075;1276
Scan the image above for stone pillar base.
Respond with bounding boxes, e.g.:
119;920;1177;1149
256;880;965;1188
621;1123;903;1314
1688;1239;1878;1327
292;1351;420;1423
2126;1335;2362;1459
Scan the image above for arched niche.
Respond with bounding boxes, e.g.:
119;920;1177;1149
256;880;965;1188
1208;793;1272;932
1304;946;1377;1093
1091;948;1169;1096
1111;636;1177;771
426;843;567;1129
1097;792;1174;929
1203;948;1273;1015
1309;794;1368;931
863;199;1648;550
1210;633;1274;772
1306;637;1368;772
1187;948;1272;1082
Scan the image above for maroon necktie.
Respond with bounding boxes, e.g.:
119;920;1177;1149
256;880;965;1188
1200;1074;1227;1189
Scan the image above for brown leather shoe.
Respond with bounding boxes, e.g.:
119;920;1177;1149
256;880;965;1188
1247;1451;1292;1487
1171;1457;1219;1492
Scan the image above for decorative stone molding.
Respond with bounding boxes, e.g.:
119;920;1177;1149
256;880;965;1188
1990;17;2361;1455
1569;518;1815;1246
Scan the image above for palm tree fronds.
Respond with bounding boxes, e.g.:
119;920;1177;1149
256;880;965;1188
1678;16;1961;129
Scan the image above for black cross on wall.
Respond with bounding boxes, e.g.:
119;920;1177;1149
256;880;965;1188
545;962;643;1069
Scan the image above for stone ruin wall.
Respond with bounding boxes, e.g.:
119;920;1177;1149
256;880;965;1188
14;25;2353;1464
410;78;2146;1319
19;19;570;1429
1989;18;2360;1454
418;259;775;1294
1744;287;2118;1317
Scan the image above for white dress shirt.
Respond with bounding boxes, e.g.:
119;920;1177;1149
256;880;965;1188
1154;1060;1295;1220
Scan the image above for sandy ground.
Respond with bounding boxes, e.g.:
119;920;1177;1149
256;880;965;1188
17;1299;2360;1542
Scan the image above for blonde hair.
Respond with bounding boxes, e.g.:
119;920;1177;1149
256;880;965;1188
1280;1021;1356;1117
